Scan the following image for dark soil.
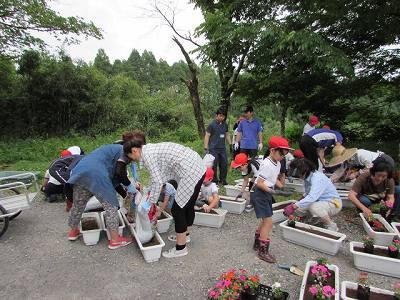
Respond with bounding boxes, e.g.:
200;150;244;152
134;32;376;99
368;220;389;233
354;246;400;260
142;236;160;247
346;287;394;300
273;202;292;210
292;224;341;240
158;213;167;220
195;209;219;215
81;218;99;231
396;225;400;232
303;268;336;300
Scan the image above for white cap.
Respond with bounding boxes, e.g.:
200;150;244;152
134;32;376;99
67;146;82;155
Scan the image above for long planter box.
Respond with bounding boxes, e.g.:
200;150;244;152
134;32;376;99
121;211;135;233
224;185;249;197
359;213;396;246
350;241;400;278
132;226;165;263
280;220;346;255
219;195;246;214
101;210;125;240
299;261;340;300
272;200;297;223
194;208;227;228
79;212;102;246
84;196;103;212
341;281;394;300
392;222;400;238
156;211;173;233
284;180;305;193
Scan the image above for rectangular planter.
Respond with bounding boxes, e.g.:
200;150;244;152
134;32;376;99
284;178;305;193
219;195;246;214
334;182;352;191
350;241;400;278
341;281;394;300
121;211;135;233
101;210;125;240
392;222;400;238
224;185;248;197
359;213;396;246
272;200;297;223
280;220;346;255
337;190;354;208
132;227;165;263
299;260;340;300
156;210;173;233
84;196;103;212
194;208;228;228
79;212;102;246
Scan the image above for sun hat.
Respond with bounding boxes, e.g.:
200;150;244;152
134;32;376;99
326;145;357;167
293;149;304;158
309;115;319;126
268;136;294;150
60;150;72;157
67;146;82;155
204;168;214;182
231;153;249;168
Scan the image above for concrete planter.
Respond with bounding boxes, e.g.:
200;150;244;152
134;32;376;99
280;220;346;255
299;260;340;300
350;241;400;278
219;195;246;214
359;213;396;246
101;210;125;240
132;227;165;263
156;210;173;233
392;222;400;238
341;281;394;300
194;208;227;228
271;200;297;223
79;212;102;246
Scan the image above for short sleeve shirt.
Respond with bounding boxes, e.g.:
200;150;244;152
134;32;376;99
241;157;263;178
256;157;281;188
237;118;263;150
306;129;343;148
351;171;395;201
207;120;228;149
200;182;219;199
158;182;176;208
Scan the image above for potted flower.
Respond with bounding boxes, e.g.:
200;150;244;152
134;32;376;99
362;235;374;254
271;282;284;300
309;284;336;299
395;282;400;300
287;215;301;228
388;239;400;258
356;272;370;300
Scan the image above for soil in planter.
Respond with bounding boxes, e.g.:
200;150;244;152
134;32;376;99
291;224;341;240
195;209;219;214
303;268;336;300
396;225;400;232
346;288;394;300
273;202;292;210
158;213;168;220
367;219;389;232
354;246;400;260
221;197;244;202
81;217;99;231
142;236;160;247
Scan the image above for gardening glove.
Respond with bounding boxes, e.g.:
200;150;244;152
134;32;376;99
258;143;263;151
283;203;296;217
126;183;137;194
235;193;243;201
234;142;239;151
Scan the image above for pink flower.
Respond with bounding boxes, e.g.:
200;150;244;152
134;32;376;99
389;245;397;251
208;290;218;298
322;285;335;297
239;275;246;281
393;239;400;244
224;280;232;287
215;281;224;289
385;201;393;208
309;286;318;295
394;282;400;289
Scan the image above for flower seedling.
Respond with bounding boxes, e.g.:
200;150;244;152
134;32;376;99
288;215;301;227
272;282;284;300
362;235;374;254
357;272;370;300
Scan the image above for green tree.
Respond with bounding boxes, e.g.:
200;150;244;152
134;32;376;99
93;48;112;75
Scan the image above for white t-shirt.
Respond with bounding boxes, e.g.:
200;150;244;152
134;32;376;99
256;157;281;188
200;182;219;200
303;123;315;135
348;149;380;168
44;170;61;185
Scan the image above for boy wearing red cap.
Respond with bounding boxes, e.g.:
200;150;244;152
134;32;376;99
196;168;220;212
303;115;319;135
251;136;292;263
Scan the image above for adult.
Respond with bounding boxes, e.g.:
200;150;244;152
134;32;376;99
123;141;206;258
300;128;343;170
284;158;342;232
348;161;395;217
234;106;263;158
204;108;232;185
67;144;138;250
302;115;319;135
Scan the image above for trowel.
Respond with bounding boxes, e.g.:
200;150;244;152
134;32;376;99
277;264;304;276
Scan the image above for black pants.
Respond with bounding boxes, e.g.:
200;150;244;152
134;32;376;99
171;173;205;233
300;135;319;168
43;183;64;196
209;148;228;183
372;154;395;170
240;148;257;158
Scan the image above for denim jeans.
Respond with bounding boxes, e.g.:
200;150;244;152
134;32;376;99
357;194;373;207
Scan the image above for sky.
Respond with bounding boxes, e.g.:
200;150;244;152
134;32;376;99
40;0;204;65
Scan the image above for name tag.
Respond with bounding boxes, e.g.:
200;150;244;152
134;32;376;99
219;134;225;138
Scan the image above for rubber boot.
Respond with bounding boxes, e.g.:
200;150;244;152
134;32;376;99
253;230;260;251
258;239;276;263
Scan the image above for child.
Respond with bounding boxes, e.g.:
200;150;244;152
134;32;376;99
196;168;220;212
251;136;292;263
157;180;178;216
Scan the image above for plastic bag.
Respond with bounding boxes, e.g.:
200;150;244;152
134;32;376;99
135;195;157;244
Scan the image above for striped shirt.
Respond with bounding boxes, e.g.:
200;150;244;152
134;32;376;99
306;129;343;148
141;143;206;208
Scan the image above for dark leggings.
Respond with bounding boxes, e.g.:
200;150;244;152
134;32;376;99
171;174;205;233
300;135;319;168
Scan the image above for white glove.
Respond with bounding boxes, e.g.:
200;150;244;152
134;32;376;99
234;142;239;150
258;143;263;151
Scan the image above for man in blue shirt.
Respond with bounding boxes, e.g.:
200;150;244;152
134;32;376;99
234;106;263;158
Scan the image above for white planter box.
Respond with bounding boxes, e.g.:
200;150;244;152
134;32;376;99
156;211;173;233
280;220;346;255
350;241;400;278
101;210;125;240
299;261;339;300
272;200;297;223
194;208;227;228
121;211;135;233
219;196;246;214
338;190;354;208
132;227;165;263
284;178;305;193
224;185;248;197
84;196;103;212
392;222;400;238
359;213;396;246
234;179;243;185
341;281;394;300
334;182;352;191
79;212;102;246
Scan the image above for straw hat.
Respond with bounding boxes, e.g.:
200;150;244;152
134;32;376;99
326;145;357;167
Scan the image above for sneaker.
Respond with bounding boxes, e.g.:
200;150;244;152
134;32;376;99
108;236;132;250
67;229;81;241
325;222;338;232
245;204;254;212
162;246;188;258
168;234;191;243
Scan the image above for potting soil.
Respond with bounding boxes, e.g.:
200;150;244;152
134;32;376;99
346;287;394;300
142;236;159;247
354;246;400;259
292;225;341;240
158;213;167;220
81;218;99;231
195;209;219;215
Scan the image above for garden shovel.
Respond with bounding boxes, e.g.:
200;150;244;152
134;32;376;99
277;264;304;276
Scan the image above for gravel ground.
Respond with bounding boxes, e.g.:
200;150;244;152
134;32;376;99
0;194;399;300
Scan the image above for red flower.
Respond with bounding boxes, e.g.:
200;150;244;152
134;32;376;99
289;215;295;220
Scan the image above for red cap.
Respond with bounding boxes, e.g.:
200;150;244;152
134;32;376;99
268;136;293;150
309;115;319;126
231;153;249;168
60;150;72;157
204;168;214;182
293;149;304;158
322;124;330;129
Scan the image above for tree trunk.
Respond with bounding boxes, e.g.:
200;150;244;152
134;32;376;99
280;101;288;137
